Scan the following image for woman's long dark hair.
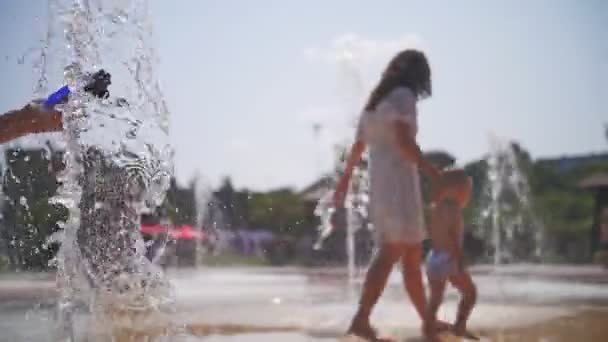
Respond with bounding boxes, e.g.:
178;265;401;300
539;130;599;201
364;49;431;111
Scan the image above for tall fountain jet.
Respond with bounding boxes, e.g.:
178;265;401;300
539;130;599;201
481;135;544;265
35;0;174;339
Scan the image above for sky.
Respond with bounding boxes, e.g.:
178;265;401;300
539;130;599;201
0;0;606;191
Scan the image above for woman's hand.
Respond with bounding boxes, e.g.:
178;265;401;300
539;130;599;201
429;163;443;183
421;159;442;183
428;166;446;204
333;140;365;209
392;121;443;182
331;176;352;230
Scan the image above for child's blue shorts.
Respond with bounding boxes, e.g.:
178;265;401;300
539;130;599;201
425;250;457;279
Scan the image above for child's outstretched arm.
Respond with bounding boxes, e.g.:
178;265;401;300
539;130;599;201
0;105;63;144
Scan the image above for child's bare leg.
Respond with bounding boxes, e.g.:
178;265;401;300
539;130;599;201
424;277;447;341
448;272;478;340
348;243;401;340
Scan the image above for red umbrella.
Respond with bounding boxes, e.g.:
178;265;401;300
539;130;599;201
140;224;170;236
169;225;206;241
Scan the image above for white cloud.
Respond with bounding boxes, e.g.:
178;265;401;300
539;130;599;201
305;33;428;110
296;105;358;135
296;106;337;124
305;33;426;66
295;105;357;151
227;139;249;151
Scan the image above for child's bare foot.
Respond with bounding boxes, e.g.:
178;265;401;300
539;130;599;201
451;324;479;340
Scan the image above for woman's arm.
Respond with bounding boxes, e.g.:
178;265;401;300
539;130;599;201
0;105;63;144
392;121;441;181
333;139;366;208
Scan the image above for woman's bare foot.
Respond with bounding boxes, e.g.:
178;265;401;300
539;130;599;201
434;320;452;332
451;323;479;340
348;317;395;342
423;320;442;342
422;329;441;342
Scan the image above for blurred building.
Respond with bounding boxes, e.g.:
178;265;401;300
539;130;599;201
580;173;608;264
538;152;608;173
300;174;334;223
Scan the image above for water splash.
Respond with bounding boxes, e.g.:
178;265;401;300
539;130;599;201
479;135;544;265
37;0;174;339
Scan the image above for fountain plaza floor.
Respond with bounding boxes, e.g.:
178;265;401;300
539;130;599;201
0;264;607;341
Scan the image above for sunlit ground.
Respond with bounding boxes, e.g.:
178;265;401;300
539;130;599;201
1;265;607;341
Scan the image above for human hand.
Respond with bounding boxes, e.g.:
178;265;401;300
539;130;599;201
84;69;112;99
429;169;446;204
429;182;443;205
427;163;443;183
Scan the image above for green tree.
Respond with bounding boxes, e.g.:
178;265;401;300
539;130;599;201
532;158;608;262
1;147;67;270
163;177;196;225
248;188;308;235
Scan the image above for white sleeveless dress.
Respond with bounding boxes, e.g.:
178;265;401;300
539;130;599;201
356;87;425;244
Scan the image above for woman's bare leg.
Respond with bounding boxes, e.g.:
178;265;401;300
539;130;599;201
400;243;427;320
424;277;447;342
348;243;401;339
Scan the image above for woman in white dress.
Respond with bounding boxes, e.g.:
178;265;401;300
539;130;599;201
333;49;442;340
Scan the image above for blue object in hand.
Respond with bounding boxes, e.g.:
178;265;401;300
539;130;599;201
42;70;112;109
44;85;71;108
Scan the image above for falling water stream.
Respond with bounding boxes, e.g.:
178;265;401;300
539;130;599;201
313;46;371;287
32;0;174;340
480;135;544;265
